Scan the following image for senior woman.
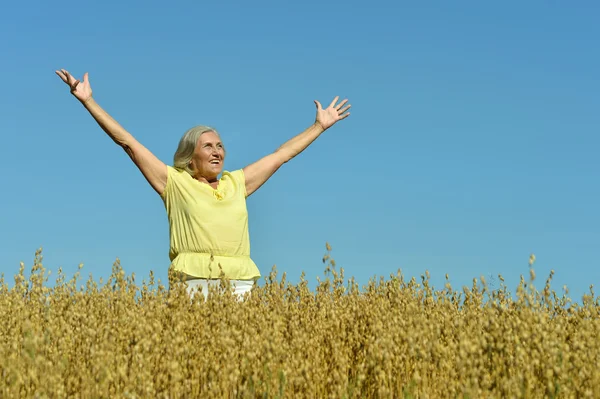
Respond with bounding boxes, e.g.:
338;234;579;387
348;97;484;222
55;69;351;299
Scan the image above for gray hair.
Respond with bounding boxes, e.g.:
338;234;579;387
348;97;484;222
173;125;224;176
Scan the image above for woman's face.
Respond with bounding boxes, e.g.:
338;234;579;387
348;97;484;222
190;131;225;181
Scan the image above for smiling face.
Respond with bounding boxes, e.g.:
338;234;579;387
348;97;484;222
189;131;225;182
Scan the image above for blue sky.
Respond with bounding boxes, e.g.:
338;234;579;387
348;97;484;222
1;1;598;302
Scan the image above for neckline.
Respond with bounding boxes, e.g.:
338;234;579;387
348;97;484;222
191;172;227;200
193;174;223;191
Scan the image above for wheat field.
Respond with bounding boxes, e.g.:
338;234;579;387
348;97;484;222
0;246;598;398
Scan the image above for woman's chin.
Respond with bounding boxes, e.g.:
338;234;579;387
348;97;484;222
206;166;223;178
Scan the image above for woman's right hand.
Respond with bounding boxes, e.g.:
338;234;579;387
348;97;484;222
55;69;93;103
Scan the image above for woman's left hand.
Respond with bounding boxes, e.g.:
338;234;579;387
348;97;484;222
314;96;351;130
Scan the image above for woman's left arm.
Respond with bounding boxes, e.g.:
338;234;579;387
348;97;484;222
243;96;351;197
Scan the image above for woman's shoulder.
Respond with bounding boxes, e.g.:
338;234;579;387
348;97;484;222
222;169;245;182
166;165;194;181
221;169;247;196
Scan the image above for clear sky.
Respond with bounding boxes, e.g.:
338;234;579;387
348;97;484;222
1;0;598;303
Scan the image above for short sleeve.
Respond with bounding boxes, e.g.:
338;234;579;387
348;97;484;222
160;165;183;202
230;169;247;198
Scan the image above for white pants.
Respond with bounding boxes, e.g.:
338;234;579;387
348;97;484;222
184;278;254;301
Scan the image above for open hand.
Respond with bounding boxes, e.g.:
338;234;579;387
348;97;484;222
55;69;92;103
314;96;351;130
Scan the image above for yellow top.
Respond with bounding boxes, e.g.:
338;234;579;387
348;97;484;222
160;165;261;281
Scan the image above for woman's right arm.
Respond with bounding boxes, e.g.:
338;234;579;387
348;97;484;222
56;69;167;196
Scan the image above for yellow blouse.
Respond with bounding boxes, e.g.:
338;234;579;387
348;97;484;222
160;165;261;281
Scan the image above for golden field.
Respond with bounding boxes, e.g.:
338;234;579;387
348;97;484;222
1;246;598;398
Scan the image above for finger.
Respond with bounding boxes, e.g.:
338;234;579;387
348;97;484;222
63;69;76;85
70;80;80;92
329;96;339;108
335;99;348;110
83;72;89;85
339;104;351;114
62;69;72;84
339;112;351;120
55;70;68;83
314;100;323;111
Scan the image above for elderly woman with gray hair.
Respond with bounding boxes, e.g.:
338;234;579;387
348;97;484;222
55;69;351;299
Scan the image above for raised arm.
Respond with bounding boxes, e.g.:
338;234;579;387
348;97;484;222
243;96;351;197
55;69;167;196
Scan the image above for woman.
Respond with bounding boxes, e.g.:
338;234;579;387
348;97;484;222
55;69;351;299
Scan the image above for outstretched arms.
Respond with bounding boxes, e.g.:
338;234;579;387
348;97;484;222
243;96;351;197
55;69;168;196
